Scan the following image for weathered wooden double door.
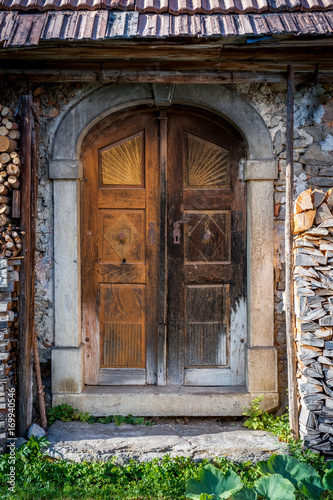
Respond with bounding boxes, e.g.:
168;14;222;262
81;107;246;387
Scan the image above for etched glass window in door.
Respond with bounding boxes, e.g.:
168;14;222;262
185;133;230;189
100;133;144;186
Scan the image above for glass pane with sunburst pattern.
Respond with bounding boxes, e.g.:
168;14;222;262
101;134;143;186
186;133;230;189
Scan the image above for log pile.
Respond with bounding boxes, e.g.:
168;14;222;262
294;187;333;454
0;104;21;258
0;258;21;454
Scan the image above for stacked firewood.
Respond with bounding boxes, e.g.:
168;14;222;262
0;105;21;258
294;187;333;454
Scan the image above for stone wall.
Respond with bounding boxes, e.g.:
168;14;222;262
233;82;333;410
0;80;332;415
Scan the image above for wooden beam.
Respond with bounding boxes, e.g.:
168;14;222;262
31;104;46;428
0;68;332;83
0;69;286;83
18;95;33;436
285;65;299;440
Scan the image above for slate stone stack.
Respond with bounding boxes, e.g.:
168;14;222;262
294;187;333;454
0;258;20;454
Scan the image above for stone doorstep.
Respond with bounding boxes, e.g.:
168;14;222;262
46;420;288;464
52;386;279;417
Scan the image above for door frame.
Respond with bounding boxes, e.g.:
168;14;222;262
50;83;279;415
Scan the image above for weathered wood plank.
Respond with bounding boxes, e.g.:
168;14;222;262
285;65;298;439
98;189;145;209
184;368;231;386
18;95;34;436
98;263;145;284
99;368;146;385
183;190;233;210
11;190;20;218
157;110;167;387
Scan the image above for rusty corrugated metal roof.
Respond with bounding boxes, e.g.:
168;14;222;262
0;0;333;13
1;9;333;45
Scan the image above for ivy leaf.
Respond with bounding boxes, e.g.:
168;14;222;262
255;474;295;500
257;454;318;486
232;488;258;499
186;465;243;500
298;475;325;500
323;469;333;492
324;462;333;472
114;415;125;426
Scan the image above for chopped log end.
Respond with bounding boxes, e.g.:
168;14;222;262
294;210;316;234
295;188;313;213
0;153;10;164
0;136;17;154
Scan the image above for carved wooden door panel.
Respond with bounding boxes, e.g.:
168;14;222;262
82;110;159;385
167;109;246;386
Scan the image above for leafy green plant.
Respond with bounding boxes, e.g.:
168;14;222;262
257;454;319;487
47;403;75;425
256;454;329;500
298;475;325;500
186;465;243;499
243;395;266;430
254;474;295;500
323;469;333;493
232;489;257;500
185;456;333;500
243;395;291;442
17;436;50;459
46;404;154;427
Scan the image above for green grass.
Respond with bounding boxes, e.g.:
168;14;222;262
0;454;217;499
0;448;330;500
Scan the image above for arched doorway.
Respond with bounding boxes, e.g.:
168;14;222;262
81;106;247;388
51;83;277;415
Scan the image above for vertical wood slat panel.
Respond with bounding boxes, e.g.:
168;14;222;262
185;285;229;368
100;284;145;368
103;323;143;367
186;323;226;366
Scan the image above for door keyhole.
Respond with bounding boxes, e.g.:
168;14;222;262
173;221;181;244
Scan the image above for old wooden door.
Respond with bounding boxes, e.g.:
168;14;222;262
82;109;159;385
166;109;246;386
81;106;246;387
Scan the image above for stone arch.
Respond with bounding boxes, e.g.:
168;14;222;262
50;83;278;415
50;84;274;179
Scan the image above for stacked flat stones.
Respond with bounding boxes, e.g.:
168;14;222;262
294;187;333;454
0;259;20;453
